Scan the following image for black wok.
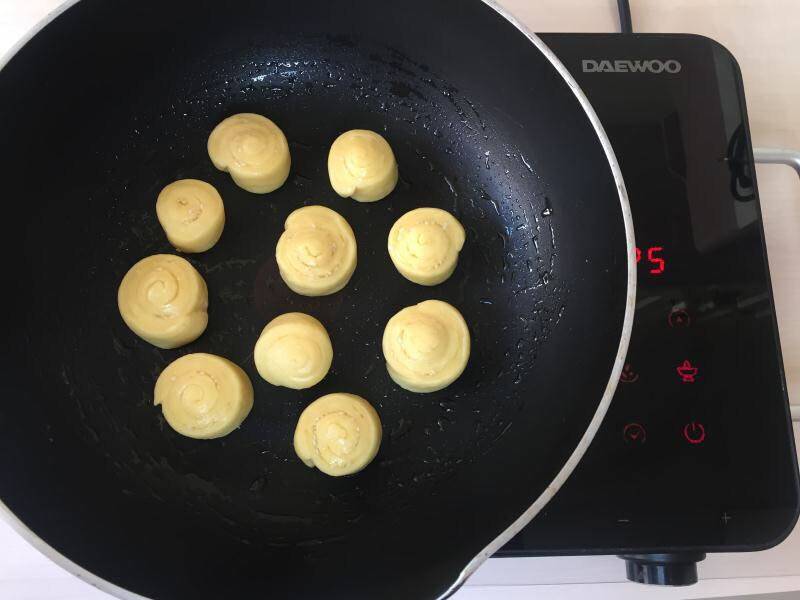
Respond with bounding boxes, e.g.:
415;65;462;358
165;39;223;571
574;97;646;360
0;1;634;598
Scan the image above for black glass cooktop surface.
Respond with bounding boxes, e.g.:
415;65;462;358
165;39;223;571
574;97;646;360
499;33;799;556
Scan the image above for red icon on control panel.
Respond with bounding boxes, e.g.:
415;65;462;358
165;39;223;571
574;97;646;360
668;308;691;328
676;360;698;383
623;423;647;444
683;422;706;445
620;363;639;383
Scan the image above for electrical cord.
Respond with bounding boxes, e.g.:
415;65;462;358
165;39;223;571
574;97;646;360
617;0;633;34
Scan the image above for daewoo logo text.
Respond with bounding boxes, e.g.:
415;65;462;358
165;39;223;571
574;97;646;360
581;59;682;74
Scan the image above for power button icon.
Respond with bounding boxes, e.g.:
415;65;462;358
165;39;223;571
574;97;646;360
683;422;706;445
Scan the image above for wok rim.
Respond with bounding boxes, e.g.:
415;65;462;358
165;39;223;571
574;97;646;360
0;1;637;598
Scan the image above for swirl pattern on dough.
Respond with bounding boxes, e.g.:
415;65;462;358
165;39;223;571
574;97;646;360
207;113;291;194
388;207;466;285
276;205;357;296
154;353;254;439
156;179;225;253
293;393;382;476
328;129;398;202
117;254;208;349
382;300;470;393
254;313;333;389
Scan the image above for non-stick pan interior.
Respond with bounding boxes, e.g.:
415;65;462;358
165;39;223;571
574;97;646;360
0;1;629;598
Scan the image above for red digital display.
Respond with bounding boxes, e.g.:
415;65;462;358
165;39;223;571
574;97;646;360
636;246;665;275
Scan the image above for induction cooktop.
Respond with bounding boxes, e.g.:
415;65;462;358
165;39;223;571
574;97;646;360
496;33;800;585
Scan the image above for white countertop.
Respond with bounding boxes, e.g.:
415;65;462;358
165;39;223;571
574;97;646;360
2;1;799;598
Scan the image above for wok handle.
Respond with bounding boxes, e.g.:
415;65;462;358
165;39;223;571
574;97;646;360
753;147;800;422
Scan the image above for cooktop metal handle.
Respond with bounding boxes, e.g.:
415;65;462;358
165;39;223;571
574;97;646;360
753;148;800;179
753;147;800;422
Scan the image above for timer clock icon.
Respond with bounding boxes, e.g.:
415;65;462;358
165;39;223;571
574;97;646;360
668;308;691;328
623;423;647;444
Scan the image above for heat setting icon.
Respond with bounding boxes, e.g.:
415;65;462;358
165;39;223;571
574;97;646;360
676;360;698;383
